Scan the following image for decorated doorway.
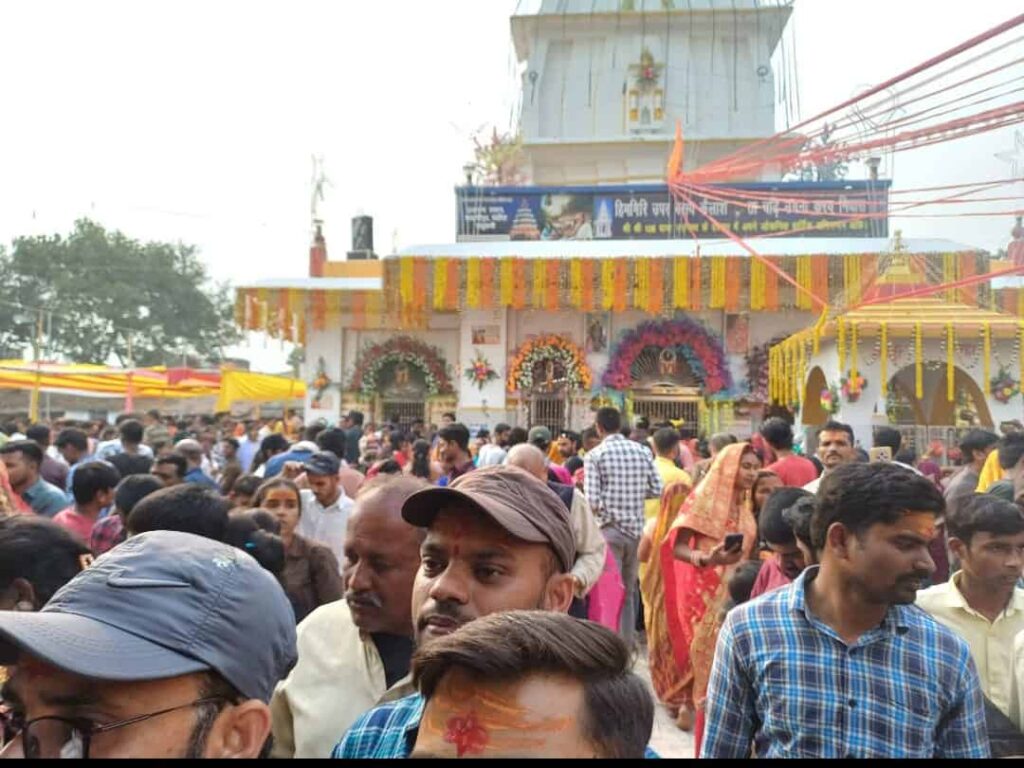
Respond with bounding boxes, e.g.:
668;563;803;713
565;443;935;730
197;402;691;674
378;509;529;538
507;335;592;433
603;318;732;432
348;337;454;428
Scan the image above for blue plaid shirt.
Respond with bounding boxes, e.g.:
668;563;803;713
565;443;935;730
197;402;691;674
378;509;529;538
702;567;989;759
332;693;660;758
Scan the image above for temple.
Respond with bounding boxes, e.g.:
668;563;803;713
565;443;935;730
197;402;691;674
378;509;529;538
234;1;1015;452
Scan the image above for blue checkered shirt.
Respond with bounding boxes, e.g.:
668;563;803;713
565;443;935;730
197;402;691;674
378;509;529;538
583;434;661;540
332;693;660;758
702;567;990;759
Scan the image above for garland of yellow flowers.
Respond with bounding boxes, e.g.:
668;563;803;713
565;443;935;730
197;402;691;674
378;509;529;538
946;323;955;402
915;322;924;400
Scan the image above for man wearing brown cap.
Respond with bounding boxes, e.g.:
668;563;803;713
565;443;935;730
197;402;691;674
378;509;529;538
330;465;577;759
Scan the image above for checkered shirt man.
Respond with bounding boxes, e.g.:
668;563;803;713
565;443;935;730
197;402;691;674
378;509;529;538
583;433;661;540
701;567;989;759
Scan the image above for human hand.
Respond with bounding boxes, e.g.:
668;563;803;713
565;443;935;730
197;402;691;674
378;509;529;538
282;461;304;480
705;541;745;568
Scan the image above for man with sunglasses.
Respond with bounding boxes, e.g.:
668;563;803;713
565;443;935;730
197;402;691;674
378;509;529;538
0;530;297;758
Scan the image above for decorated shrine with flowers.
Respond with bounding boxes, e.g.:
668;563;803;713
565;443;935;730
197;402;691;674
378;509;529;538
234;229;1010;438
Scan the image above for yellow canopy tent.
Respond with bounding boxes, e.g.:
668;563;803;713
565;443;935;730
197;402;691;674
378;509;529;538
214;370;305;412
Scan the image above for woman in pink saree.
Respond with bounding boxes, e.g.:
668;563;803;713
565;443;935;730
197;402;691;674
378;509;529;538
659;443;760;747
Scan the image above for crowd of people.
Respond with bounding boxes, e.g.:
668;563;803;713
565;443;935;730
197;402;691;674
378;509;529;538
0;404;1022;758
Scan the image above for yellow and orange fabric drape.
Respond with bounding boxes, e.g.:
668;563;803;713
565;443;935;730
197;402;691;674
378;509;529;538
236;251;984;340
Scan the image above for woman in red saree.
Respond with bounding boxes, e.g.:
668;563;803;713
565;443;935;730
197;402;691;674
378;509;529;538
659;443;759;747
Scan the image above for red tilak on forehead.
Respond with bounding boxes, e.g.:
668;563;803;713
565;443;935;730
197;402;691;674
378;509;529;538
444;713;489;758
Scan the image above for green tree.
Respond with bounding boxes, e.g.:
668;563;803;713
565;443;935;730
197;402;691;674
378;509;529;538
0;219;240;366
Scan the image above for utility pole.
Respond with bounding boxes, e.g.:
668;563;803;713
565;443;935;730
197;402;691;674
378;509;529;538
28;308;44;422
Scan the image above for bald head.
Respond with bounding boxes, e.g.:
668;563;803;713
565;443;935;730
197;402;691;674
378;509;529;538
506;443;548;482
345;475;429;635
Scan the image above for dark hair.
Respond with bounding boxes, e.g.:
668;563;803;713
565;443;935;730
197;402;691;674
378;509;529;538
960;429;999;462
0;517;91;606
55;428;89;452
507;427;529;447
71;461;122;506
653;428;681;456
260;434;290;455
751;471;779;508
595;407;622;435
231;474;263;499
565;455;584;476
118;419;144;445
442;412;456;422
302;424;325;444
222;437;240;451
582;426;599;444
948;494;1024;545
759;487;812;545
438;423;470;453
760;418;794;452
997;433;1024;471
412;611;653;759
114;474;164;517
411;439;433;480
783;495;817;552
873;426;902;454
253;477;301;509
372;459;403;476
0;440;43;467
127;485;231;541
727;561;764;606
109;452;154;479
348;410;365;428
494;423;511;434
154;454;187;480
25;424;51;446
222;511;285;575
391;431;411;448
818;421;854;443
316;428;347;458
811;463;944;551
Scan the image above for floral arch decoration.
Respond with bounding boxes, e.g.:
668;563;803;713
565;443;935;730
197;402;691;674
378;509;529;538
349;336;454;398
603;318;732;394
507;335;593;393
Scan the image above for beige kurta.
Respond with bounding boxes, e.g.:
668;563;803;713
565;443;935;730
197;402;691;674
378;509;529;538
269;601;387;759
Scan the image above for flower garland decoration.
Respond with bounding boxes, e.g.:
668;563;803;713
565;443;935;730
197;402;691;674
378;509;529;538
840;371;868;403
349;336;453;397
507;335;592;393
464;350;499;391
603;318;732;394
310;356;333;406
820;383;841;415
991;366;1020;404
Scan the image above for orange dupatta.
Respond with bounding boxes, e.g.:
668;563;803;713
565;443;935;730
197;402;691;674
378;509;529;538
659;444;757;710
640;480;693;710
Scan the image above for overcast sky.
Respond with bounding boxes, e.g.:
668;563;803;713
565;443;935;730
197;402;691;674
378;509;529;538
1;0;1021;371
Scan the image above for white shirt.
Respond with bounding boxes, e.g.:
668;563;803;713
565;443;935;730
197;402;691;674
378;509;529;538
299;488;354;571
476;444;507;467
803;476;822;493
269;601;388;758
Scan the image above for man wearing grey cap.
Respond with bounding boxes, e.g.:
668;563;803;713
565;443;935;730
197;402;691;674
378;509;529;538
0;530;297;758
331;465;577;759
298;451;355;570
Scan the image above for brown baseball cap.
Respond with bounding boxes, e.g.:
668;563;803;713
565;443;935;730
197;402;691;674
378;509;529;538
401;465;576;573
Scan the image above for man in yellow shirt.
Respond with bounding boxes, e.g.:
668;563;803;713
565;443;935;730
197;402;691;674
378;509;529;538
917;494;1024;719
644;428;692;523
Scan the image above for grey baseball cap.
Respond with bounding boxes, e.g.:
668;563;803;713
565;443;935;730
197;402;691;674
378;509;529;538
303;451;341;476
0;530;297;703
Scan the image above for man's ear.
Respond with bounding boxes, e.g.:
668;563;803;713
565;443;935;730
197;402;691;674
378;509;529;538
203;701;272;759
947;536;968;564
825;523;854;562
543;573;575;614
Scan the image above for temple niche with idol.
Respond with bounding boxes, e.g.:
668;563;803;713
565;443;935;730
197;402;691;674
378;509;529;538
235;1;1014;455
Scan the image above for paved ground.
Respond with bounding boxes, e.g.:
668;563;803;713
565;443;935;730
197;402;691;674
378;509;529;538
633;647;696;759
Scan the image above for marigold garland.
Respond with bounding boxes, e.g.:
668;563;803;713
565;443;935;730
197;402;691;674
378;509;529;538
350;336;454;397
506;335;593;393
